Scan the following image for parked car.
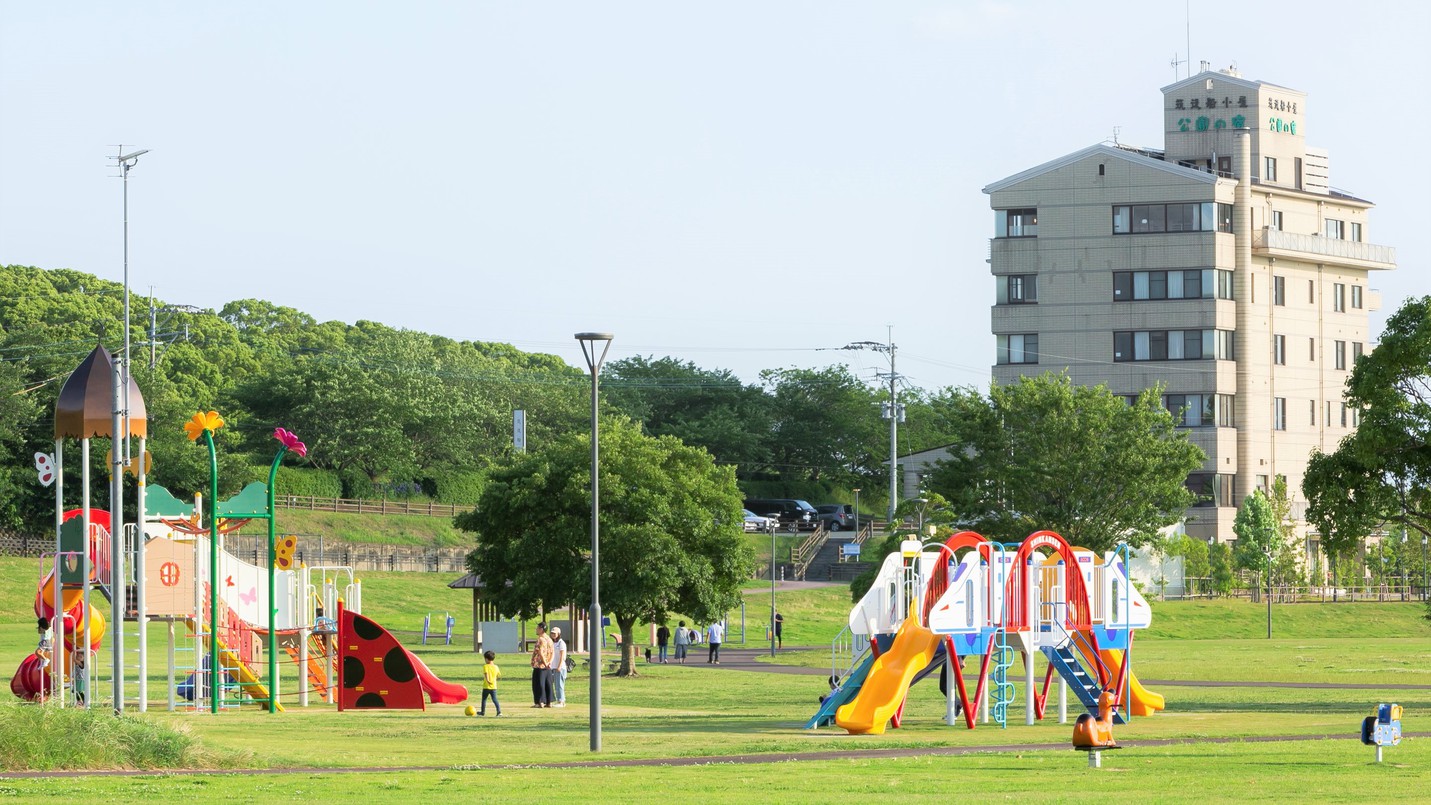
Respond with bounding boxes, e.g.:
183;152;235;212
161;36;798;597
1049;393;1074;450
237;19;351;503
816;503;856;531
742;498;819;531
742;509;777;533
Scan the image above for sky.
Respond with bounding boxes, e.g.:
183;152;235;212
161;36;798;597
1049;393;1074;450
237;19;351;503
2;2;1426;394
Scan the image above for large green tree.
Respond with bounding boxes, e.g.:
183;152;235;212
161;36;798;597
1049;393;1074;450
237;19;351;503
456;418;755;676
924;374;1204;552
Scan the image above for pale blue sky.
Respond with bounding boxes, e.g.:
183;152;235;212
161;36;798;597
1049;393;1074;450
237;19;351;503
2;2;1425;391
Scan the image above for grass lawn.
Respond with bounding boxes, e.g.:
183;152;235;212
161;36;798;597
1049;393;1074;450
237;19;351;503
4;556;1431;801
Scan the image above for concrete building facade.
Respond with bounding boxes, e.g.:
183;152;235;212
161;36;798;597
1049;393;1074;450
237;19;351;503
984;67;1395;547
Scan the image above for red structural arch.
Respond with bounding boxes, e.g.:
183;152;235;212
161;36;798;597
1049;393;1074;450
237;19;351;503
920;530;991;626
1001;530;1093;633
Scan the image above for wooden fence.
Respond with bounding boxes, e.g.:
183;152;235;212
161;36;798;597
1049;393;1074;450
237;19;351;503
276;495;473;518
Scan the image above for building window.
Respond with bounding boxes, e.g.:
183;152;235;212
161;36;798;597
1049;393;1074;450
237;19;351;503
1309;399;1316;425
1273;275;1285;306
1217;203;1234;233
1308;279;1315;303
1112;269;1217;301
1003;274;1037;304
1217;269;1234;299
1334;340;1346;370
1271;210;1284;231
1163;393;1236;428
997;209;1038;238
1326;400;1332;424
1186;473;1235;507
1309;337;1316;361
1265;157;1277;182
1333;283;1346;312
1340;403;1348;427
1274;334;1286;365
1114;329;1227;362
1350;222;1363;242
997;333;1039;364
1325;218;1345;239
1112;202;1219;234
1274;397;1287;431
1217;156;1232;178
1351;285;1363;309
1353;341;1364;363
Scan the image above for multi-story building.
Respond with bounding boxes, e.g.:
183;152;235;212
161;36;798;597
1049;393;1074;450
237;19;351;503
983;66;1395;548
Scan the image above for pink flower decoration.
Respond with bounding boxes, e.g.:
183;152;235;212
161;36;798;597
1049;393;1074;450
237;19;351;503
273;427;308;457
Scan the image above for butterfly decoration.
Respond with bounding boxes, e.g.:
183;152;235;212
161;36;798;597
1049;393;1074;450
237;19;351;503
34;453;55;487
239;587;257;607
273;535;298;571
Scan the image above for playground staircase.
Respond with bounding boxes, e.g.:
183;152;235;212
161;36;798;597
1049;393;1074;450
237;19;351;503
1040;645;1125;725
282;635;333;701
806;649;874;729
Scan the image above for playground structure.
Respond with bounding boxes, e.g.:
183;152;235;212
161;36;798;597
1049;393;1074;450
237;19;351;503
808;529;1164;735
9;345;465;712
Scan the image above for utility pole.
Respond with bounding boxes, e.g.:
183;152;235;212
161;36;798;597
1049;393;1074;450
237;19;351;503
841;331;902;522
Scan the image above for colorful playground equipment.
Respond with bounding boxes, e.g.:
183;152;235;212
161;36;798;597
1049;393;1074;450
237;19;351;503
808;529;1164;735
10;345;465;712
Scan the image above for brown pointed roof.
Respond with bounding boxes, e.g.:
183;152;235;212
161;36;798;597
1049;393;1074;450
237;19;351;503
53;345;148;439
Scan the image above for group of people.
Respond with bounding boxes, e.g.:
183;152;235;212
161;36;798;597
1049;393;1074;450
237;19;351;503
652;619;731;664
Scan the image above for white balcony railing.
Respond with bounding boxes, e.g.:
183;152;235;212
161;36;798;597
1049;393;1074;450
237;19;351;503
1254;227;1396;269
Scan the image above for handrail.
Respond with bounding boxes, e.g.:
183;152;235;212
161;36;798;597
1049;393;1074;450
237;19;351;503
792;525;830;580
851;523;873;546
829;624;870;695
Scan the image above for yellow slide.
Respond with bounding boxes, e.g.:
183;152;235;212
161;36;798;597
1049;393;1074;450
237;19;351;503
836;617;941;735
188;618;284;711
1073;637;1164;716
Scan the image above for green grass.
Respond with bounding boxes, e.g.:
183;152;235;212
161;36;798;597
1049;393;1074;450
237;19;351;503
5;554;1431;802
237;509;471;548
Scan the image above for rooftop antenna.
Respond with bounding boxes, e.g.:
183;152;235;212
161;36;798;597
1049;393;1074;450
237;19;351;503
1185;0;1192;78
1112;126;1122;146
1170;53;1186;82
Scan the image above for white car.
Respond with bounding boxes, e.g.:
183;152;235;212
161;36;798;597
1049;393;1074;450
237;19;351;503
742;509;776;532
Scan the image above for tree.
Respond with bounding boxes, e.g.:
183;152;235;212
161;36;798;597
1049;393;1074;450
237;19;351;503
1209;542;1234;597
924;374;1204;553
1233;489;1281;599
762;366;884;487
604;356;773;472
456;418;755;676
1304;445;1398;598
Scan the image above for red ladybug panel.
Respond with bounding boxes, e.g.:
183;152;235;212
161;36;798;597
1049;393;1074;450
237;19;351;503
337;606;424;711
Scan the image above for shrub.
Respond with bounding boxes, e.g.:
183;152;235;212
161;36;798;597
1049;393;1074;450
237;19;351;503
422;469;486;505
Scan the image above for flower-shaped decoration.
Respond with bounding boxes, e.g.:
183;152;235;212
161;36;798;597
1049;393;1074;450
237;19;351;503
183;410;225;441
273;427;308;458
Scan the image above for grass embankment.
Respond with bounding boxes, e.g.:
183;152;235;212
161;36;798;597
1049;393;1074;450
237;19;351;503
0;703;249;771
236;509;471;548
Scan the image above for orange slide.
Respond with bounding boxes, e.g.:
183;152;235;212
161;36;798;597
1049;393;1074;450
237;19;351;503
835;617;941;735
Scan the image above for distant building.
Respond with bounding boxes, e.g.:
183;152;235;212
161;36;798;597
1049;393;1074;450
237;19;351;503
983;66;1394;549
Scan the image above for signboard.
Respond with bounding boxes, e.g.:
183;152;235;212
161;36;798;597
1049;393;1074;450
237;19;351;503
513;409;526;452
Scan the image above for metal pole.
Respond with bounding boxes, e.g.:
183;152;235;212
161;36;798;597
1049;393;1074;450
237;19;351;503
1265;548;1273;639
888;340;898;522
576;333;612;753
111;359;125;713
853;489;860;537
136;435;147;711
770;521;776;657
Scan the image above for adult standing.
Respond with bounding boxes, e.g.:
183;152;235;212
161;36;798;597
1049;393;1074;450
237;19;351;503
774;612;784;649
530;622;555;707
673;620;689;664
707;620;724;664
550;626;568;707
655;622;671;664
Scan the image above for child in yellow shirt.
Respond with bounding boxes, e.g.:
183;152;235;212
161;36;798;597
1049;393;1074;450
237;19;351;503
480;650;502;716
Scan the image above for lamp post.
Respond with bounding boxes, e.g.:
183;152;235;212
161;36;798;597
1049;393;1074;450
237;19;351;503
916;497;928;535
1264;546;1273;639
1422;535;1428;602
852;488;861;537
575;332;613;753
769;518;777;658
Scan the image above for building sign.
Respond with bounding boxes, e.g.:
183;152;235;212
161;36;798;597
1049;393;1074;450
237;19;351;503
1174;95;1249;111
1176;114;1247;132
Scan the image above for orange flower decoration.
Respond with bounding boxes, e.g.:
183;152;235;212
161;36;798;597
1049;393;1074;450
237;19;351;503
183;410;226;441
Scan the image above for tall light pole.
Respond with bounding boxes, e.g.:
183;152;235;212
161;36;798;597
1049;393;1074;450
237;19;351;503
852;488;861;537
1264;545;1273;639
112;146;148;713
575;332;612;753
769;518;777;658
840;334;901;522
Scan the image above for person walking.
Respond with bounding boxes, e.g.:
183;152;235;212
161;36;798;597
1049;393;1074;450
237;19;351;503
550;626;568;707
479;650;502;716
656;622;671;664
530;622;555;707
774;612;784;649
707;620;724;664
673;620;689;664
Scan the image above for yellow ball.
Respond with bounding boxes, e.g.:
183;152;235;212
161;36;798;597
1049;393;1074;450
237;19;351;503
464;705;477;717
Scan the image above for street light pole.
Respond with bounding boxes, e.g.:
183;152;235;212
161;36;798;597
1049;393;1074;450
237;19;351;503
576;332;613;753
852;488;861;537
1265;546;1273;639
770;519;776;658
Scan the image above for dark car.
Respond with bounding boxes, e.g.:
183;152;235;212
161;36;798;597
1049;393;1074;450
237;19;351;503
816;504;856;531
742;498;819;531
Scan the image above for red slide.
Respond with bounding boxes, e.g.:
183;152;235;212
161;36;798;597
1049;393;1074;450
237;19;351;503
402;648;468;704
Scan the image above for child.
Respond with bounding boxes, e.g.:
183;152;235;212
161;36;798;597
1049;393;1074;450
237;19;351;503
36;617;52;669
480;650;502;716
